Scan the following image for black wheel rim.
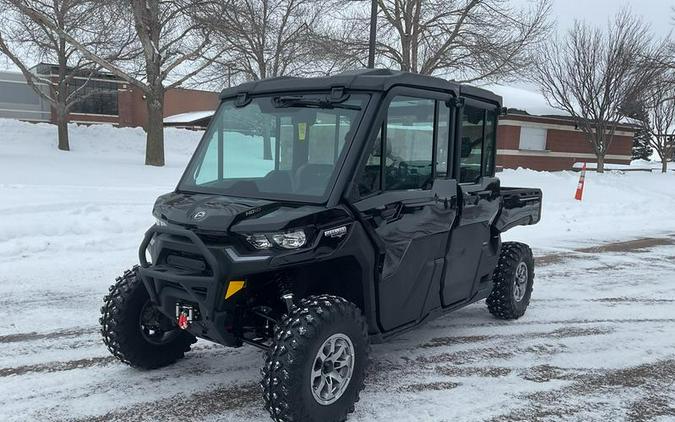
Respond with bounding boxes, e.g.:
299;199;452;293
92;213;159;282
139;301;179;345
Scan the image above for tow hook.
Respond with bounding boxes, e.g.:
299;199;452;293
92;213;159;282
175;304;195;330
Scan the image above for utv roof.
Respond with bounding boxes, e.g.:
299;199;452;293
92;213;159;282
219;69;502;106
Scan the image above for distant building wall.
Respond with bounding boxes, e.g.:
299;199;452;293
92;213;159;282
0;71;51;122
496;114;635;171
0;67;219;128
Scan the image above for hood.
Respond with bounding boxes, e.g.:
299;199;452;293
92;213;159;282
152;191;351;233
153;192;274;231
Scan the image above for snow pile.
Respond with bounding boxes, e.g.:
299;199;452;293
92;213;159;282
500;168;675;250
0;119;202;259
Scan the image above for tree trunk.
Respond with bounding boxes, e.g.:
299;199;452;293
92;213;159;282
662;158;668;173
55;105;70;151
596;154;605;173
145;90;165;166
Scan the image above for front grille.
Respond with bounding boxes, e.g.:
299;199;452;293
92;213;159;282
166;253;207;272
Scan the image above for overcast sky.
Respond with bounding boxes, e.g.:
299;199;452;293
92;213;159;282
1;0;673;74
544;0;673;37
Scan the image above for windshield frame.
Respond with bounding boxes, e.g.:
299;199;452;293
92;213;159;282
176;91;372;204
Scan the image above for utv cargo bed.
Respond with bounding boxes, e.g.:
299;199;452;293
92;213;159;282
495;187;542;232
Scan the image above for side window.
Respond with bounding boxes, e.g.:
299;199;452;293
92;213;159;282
483;109;497;176
436;103;451;177
459;105;485;183
358;125;383;197
384;97;434;190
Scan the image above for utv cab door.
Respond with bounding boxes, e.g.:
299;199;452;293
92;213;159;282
441;99;501;306
352;89;459;332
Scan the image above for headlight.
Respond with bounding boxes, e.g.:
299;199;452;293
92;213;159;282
246;233;273;250
271;230;307;249
245;229;307;250
155;218;167;227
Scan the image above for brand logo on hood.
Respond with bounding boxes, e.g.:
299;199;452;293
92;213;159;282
192;210;207;221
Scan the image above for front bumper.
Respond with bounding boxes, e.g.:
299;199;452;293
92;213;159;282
137;224;267;346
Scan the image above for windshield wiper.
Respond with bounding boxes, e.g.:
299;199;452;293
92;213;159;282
273;95;361;110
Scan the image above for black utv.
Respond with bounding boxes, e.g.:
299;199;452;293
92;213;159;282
100;69;541;422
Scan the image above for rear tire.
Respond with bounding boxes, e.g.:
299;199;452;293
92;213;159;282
100;266;196;369
261;295;369;422
487;242;535;320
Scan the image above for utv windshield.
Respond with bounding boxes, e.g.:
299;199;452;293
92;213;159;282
179;93;369;203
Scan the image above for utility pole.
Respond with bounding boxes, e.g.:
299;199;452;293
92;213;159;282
367;0;377;68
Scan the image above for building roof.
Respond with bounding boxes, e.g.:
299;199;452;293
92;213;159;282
164;111;215;125
219;69;503;106
485;84;563;116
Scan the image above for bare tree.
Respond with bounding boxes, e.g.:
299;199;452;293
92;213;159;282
198;0;330;159
16;0;221;166
325;0;551;81
200;0;330;83
0;0;132;151
634;76;675;172
532;11;663;173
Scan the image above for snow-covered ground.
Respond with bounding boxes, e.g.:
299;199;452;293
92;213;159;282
1;119;675;421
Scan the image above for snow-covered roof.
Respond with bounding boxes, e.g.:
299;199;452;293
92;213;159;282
484;84;567;117
163;110;215;124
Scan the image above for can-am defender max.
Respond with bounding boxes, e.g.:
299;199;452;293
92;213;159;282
100;69;542;422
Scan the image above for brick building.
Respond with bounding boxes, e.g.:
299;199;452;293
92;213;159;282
0;64;219;128
497;113;636;171
489;85;637;171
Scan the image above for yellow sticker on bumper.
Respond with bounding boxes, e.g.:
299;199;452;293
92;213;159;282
225;280;245;299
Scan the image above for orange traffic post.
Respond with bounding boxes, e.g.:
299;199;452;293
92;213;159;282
575;162;587;201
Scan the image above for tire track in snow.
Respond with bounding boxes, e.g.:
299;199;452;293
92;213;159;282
490;359;675;421
0;327;98;344
0;356;115;377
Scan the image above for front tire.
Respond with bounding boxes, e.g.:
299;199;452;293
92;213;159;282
261;295;369;422
487;242;535;320
100;266;196;369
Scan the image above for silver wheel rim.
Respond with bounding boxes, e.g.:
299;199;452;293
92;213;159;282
513;261;529;302
310;333;355;405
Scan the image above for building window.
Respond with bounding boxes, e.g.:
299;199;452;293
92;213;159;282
68;79;119;116
519;126;547;151
0;81;41;105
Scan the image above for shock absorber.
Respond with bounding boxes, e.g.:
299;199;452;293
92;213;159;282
275;272;295;313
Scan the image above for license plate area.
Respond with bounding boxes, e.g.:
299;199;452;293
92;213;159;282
175;302;201;329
